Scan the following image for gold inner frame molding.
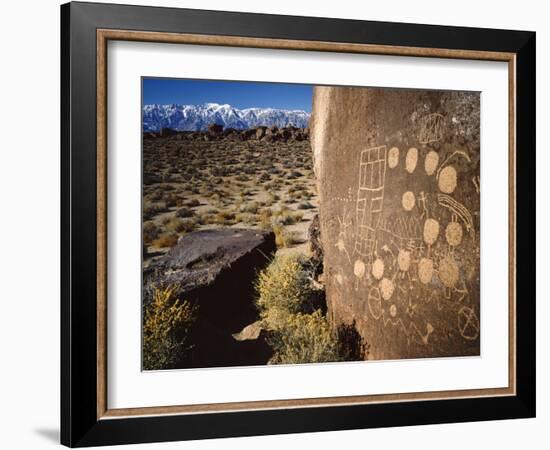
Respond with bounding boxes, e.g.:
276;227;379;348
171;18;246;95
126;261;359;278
96;28;516;420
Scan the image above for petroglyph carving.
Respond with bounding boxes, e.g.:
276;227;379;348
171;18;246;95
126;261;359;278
438;255;460;289
368;287;383;319
418;257;434;284
423;218;440;245
388;146;399;168
372;258;385;280
437;194;474;236
472;175;480;193
405;147;418;173
424;150;439;176
397;249;411;272
438;165;457;194
354;145;387;262
458;306;480;340
445;221;463;247
418;113;444;144
402;191;416;211
379;277;395;300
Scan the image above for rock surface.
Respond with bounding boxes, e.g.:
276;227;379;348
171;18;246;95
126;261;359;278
311;87;480;360
145;228;276;368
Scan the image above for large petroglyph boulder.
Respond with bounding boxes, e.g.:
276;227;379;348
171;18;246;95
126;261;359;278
311;87;480;360
145;228;276;368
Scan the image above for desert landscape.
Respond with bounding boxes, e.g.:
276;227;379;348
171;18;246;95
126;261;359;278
141;80;481;371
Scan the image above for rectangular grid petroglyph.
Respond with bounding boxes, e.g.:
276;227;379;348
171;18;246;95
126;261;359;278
355;146;387;261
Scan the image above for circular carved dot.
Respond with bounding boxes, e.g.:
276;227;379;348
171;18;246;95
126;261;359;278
402;191;416;211
390;304;397;317
380;278;395;300
354;259;366;278
405;147;418;173
445;222;463;246
388;147;399;169
418;258;434;284
438;165;457;194
372;258;385;280
397;250;411;272
438;255;459;288
423;218;440;245
425;150;439;176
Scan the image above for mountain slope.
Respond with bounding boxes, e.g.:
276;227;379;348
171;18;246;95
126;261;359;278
143;103;310;132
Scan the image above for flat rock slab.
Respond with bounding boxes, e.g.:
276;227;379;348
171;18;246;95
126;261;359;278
145;228;276;368
147;228;274;292
311;86;480;360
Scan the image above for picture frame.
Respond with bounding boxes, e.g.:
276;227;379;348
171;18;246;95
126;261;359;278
61;1;536;447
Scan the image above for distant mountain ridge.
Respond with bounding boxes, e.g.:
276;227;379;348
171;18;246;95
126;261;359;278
143;103;310;132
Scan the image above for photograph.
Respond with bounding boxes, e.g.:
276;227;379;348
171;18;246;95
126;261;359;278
141;78;481;370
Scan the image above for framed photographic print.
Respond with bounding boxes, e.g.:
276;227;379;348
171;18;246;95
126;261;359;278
61;1;536;447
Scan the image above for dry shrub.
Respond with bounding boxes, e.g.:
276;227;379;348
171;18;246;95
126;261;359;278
143;221;160;245
143;286;197;370
255;255;312;329
269;311;340;365
152;232;178;249
272;224;300;248
166;217;196;234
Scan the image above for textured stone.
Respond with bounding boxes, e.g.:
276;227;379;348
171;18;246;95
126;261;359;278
311;86;480;360
145;228;276;368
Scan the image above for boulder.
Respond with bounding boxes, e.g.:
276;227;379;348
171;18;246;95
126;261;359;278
207;123;224;134
145;228;276;368
311;86;480;360
255;126;267;140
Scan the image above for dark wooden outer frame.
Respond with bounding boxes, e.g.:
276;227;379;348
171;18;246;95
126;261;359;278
61;1;536;447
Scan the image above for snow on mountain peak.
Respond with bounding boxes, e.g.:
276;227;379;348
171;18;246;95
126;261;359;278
142;103;310;132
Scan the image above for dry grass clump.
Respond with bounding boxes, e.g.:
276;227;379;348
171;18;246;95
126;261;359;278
143;201;167;220
143;221;160;245
165;217;196;234
152;232;179;249
272;224;301;248
175;207;194;218
143;286;197;370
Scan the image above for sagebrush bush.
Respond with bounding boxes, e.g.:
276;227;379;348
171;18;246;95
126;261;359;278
269;311;341;365
255;255;315;329
143;287;197;370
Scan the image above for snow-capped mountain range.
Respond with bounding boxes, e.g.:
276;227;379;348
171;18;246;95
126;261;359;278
143;103;310;132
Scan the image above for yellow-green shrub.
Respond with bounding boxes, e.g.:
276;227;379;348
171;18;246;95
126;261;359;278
255;255;312;329
269;310;340;365
143;287;197;370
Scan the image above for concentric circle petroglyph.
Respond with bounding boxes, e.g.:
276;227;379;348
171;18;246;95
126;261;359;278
423;218;440;245
372;258;385;280
438;255;459;288
379;278;395;300
388;147;399;168
390;304;397;317
405;147;418;173
418;257;434;284
354;259;366;278
402;191;416;211
438;165;457;194
445;221;463;247
397;249;411;272
424;150;439;176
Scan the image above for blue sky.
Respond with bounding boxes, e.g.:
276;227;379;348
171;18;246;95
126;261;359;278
142;78;313;112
